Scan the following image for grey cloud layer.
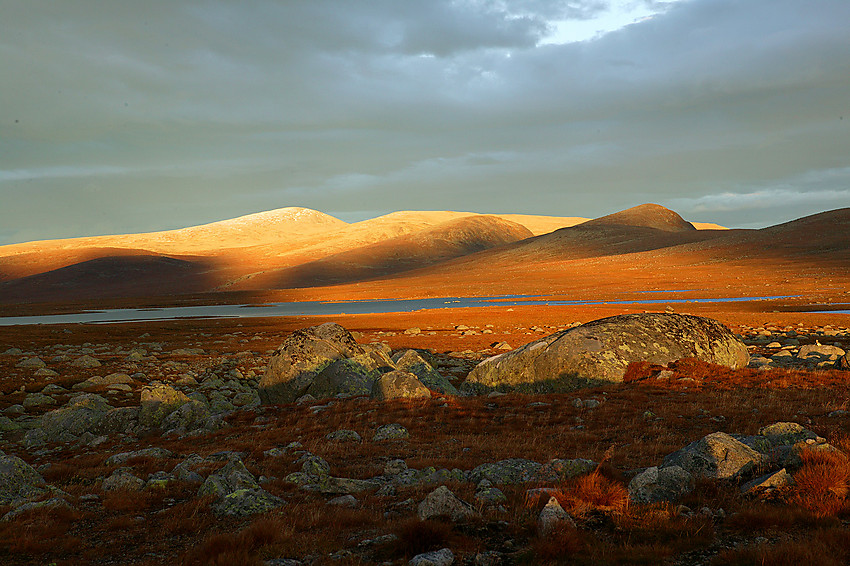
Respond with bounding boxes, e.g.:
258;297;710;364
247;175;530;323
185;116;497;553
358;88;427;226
1;0;849;244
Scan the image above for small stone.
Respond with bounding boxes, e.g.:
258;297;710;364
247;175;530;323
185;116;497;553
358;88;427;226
373;423;409;442
326;429;362;442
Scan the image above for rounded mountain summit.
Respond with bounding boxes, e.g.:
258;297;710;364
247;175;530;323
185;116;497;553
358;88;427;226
582;203;697;232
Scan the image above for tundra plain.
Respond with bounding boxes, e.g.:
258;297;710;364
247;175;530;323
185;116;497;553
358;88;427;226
1;204;850;565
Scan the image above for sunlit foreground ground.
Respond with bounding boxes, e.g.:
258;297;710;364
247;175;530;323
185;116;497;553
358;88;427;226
1;299;850;565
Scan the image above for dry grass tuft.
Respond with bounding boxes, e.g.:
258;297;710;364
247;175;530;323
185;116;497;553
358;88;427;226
791;449;850;518
712;528;850;566
531;523;586;564
181;516;290;566
554;469;630;516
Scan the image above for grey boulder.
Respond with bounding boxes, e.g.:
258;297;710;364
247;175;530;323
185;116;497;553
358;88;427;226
464;313;748;391
662;432;764;480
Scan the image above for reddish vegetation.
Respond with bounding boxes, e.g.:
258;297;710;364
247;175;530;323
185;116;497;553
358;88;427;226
0;205;849;563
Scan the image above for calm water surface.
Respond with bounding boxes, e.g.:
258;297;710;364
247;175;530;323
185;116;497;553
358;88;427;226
0;294;804;326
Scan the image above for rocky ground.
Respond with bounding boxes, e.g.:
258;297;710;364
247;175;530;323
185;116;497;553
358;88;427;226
2;313;850;565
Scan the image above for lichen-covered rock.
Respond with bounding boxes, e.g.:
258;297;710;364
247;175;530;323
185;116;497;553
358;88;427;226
464;313;748;391
0;453;48;505
371;370;431;401
211;488;283;517
306;358;382;399
662;432;764;479
373;423;409;442
393;350;459;395
300;454;331;477
628;466;694;504
139;384;192;428
39;394;113;439
259;323;393;404
198;458;260;498
470;459;542;484
418;485;479;522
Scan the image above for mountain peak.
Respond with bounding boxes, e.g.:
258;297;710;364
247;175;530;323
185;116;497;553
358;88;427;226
585;203;696;232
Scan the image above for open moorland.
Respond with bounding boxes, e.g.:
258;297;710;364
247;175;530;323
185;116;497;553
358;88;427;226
1;205;850;565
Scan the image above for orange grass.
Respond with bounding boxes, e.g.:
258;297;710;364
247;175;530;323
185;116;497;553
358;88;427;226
791;449;850;518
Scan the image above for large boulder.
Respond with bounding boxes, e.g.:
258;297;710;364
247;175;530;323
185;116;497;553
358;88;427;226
259;323;393;404
463;313;748;391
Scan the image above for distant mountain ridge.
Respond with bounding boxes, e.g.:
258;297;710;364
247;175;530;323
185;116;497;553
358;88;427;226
6;202;816;306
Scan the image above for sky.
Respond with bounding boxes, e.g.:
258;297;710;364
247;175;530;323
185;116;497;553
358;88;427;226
2;0;849;245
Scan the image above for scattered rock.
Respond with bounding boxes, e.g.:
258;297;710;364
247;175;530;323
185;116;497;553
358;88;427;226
409;548;454;566
741;468;794;495
326;429;362;442
628;466;694;504
0;453;49;505
662;432;764;480
327;494;357;508
73;372;133;390
1;497;72;522
373;423;409;442
259;323;393;404
538;496;575;536
102;468;145;492
70;355;101;368
16;357;46;369
371;370;431;401
418;485;478;522
212;488;284;517
471;459;542;484
393;350;459;395
105;447;174;466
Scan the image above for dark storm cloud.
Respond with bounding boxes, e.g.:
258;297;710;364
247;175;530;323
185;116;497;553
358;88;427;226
1;0;849;244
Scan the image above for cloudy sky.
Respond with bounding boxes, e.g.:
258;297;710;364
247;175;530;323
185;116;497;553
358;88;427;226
2;0;849;244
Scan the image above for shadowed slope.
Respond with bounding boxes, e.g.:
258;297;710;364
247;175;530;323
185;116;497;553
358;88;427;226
247;215;534;289
0;254;217;303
